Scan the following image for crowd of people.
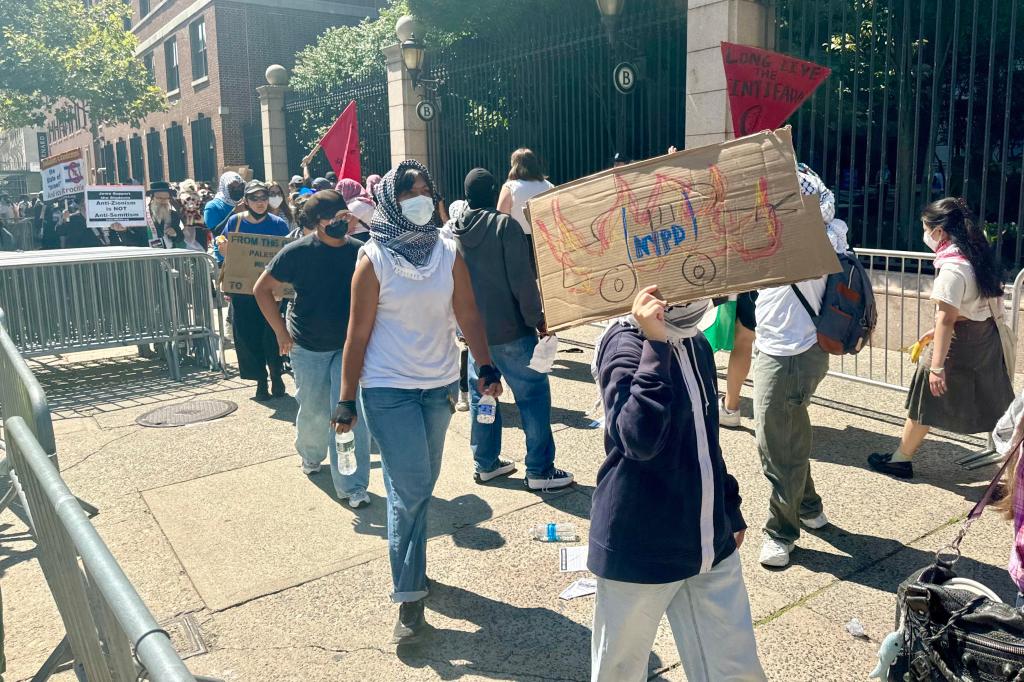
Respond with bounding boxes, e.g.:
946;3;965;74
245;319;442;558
15;145;1020;678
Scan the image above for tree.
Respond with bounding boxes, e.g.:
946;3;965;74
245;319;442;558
0;0;163;131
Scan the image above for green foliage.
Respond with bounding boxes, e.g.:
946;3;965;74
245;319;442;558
404;0;551;39
0;0;164;129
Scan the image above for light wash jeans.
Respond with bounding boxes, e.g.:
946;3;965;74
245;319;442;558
289;345;371;498
361;382;457;602
591;552;766;682
468;334;556;477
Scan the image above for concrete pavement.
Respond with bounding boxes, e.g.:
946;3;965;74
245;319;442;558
1;329;1015;681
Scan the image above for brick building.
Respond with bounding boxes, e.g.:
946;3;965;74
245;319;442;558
45;0;383;185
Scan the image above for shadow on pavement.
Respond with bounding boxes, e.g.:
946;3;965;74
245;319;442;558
550;358;597;385
0;522;37;578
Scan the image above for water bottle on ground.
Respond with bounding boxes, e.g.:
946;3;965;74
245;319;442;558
528;522;579;542
336;430;357;476
477;394;497;424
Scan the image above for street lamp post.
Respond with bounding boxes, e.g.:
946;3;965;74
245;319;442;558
597;0;628;162
596;0;625;45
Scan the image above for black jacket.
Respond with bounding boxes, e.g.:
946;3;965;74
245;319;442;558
453;208;543;346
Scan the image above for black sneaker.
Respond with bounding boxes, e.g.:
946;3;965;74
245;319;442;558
867;452;914;479
474;459;517;483
392;600;427;644
526;467;574;491
271;374;286;398
254;381;272;402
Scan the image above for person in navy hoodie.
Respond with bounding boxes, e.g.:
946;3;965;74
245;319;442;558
590;285;765;682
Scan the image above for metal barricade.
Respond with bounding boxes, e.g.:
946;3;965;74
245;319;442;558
0;248;226;380
0;218;36;251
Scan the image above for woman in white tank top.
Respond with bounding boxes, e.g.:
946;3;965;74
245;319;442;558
498;147;554;235
335;160;502;643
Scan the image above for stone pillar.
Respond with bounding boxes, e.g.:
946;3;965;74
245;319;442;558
383;43;429;169
685;0;773;149
257;65;291;185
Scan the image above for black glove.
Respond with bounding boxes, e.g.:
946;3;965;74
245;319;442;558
332;399;357;425
478;364;502;388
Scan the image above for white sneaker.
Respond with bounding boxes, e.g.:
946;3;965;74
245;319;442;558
759;536;795;567
474;459;517;483
800;511;830;530
455;392;470;412
301;460;321;475
347;491;370;509
718;397;742;428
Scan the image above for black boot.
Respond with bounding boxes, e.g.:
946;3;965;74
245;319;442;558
392;600;427;644
271;372;286;398
254;379;271;402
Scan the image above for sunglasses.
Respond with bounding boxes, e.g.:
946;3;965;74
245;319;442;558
247;193;270;201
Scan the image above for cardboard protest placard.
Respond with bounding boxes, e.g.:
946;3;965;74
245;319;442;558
219;233;294;297
41;149;87;201
525;127;840;331
721;42;830;137
84;185;146;230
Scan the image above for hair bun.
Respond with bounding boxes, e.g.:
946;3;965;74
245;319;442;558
954;196;970;214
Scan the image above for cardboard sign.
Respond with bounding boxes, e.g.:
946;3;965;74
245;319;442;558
525;127;840;331
41;149;87;201
84;185;147;230
721;42;830;137
219;233;294;297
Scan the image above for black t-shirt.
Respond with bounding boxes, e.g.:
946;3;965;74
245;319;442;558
267;233;359;352
59;213;101;248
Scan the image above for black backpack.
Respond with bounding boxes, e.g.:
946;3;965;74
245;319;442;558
791;249;877;355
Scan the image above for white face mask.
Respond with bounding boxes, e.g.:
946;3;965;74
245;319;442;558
400;195;435;226
923;229;941;252
269;196;284;209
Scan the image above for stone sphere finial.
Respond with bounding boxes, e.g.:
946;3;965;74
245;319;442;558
395;15;421;42
265;64;289;86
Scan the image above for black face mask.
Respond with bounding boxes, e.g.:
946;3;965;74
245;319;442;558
248;206;267;219
324;220;347;239
228;186;245;202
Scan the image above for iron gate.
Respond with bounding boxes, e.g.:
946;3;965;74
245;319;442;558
423;0;687;202
774;0;1022;269
285;74;391;182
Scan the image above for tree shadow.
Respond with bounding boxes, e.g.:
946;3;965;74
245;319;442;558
549;358;598;385
396;580;665;681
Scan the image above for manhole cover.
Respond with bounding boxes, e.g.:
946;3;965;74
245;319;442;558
136;400;237;428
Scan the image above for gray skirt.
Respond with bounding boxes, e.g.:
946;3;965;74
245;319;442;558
905;318;1014;434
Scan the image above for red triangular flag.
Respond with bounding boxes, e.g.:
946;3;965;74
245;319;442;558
318;101;361;181
721;42;830;138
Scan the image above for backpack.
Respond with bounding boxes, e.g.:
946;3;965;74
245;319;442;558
790;249;877;355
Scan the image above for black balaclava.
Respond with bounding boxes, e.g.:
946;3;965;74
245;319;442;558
464;168;498;210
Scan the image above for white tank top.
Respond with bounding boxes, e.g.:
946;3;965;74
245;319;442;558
360;237;461;390
506;179;553;234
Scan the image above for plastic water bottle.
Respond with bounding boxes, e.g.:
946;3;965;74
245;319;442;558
477;394;497;424
528;522;579;542
336;430;357;476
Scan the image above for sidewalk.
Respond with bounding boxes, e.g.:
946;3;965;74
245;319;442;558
2;328;1011;681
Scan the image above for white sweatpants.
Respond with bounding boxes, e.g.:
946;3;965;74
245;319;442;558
591;551;766;682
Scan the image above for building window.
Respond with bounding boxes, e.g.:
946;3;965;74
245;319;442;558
191;115;216;182
166;123;187;182
140;0;150;17
130;135;145;184
146;129;164;182
102;143;116;184
115;139;130;183
143;52;154;81
164;38;179;92
189;19;208;81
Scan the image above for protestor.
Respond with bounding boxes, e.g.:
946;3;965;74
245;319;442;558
454;168;572;489
179;181;209;251
868;198;1014;479
40;200;63;249
590;286;764;682
993;389;1024;606
216;180;290;401
365;173;383;201
58;200;103;248
498;148;553;237
335;178;374;241
754;164;845;568
0;194;18;224
442;199;471;411
334;160;501;643
267;181;295;229
147;181;185;249
611;152;632;168
311;177;333;192
204;171;246;235
325;171;338;186
253;190;372;507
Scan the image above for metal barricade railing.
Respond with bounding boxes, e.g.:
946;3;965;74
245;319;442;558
0;248;226;380
0;218;37;251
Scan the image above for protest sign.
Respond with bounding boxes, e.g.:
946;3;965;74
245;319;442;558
219;233;293;297
525;127;840;331
41;149;87;201
84;185;146;230
721;42;830;137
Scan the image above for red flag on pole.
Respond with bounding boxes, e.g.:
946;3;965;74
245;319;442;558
720;42;830;138
318;100;361;181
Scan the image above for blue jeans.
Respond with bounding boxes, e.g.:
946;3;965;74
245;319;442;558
469;334;556;478
361;382;456;602
289;345;371;497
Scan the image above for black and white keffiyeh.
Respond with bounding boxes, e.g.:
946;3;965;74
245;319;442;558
369;160;440;274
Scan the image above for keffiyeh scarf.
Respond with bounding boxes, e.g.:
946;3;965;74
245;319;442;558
215;172;243;207
369;160;440;277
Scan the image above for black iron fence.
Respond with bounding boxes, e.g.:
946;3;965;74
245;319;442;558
423;0;687;203
775;0;1023;269
285;75;391;182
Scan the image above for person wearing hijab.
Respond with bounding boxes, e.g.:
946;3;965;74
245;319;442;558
365;173;383;202
453;168;571;490
204;171;246;234
333;160;501;643
335;178;375;241
590;286;763;682
217;180;291;401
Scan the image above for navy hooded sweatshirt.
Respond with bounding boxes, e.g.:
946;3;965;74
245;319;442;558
588;322;746;584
